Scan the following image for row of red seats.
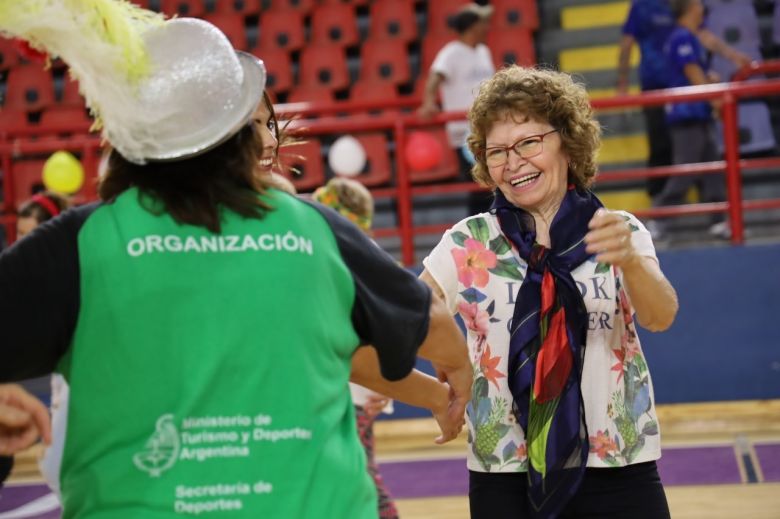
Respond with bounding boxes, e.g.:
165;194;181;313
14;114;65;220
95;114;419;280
1;26;534;113
143;0;538;33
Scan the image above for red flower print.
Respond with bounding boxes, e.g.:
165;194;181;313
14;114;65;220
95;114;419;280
589;430;618;460
479;344;506;390
516;443;528;460
457;301;490;336
451;238;497;288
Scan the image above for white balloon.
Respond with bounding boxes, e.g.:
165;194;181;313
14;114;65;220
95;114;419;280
328;135;367;177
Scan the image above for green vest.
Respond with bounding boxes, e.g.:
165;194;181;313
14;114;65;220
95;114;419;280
59;188;377;518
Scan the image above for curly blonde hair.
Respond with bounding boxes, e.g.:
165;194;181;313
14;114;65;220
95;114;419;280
467;65;601;189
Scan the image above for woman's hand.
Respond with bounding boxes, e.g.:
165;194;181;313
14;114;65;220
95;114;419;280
431;381;466;445
584;209;640;269
362;394;390;420
0;384;51;455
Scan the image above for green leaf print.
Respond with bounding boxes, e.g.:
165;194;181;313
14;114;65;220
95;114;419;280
489;235;512;255
451;231;469;247
595;262;610;274
467;218;490;244
502;441;517;463
473;376;489;401
620;215;640;232
642;420;659;436
489;258;524;281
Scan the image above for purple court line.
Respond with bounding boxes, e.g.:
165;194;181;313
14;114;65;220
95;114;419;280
754;443;780;482
0;484;52;512
0;443;776;509
656;445;743;486
380;444;773;499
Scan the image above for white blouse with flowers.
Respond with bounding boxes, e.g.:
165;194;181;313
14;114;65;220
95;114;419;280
423;211;662;473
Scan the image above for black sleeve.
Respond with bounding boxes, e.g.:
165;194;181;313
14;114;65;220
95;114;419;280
0;203;99;382
303;200;432;381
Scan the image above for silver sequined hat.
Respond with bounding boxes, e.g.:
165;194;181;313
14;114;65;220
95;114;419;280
108;17;266;164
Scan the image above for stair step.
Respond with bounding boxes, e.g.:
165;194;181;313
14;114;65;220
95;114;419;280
561;1;630;30
560;43;639;73
599;133;648;164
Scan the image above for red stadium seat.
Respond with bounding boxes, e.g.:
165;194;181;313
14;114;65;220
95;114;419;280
347;132;393;187
491;0;539;30
60;77;85;107
41;106;93;135
349;80;400;119
428;0;468;37
160;0;206;17
310;4;360;48
203;14;248;50
286;85;335;105
213;0;261;15
258;9;305;52
406;128;459;184
299;45;350;91
359;39;410;85
320;0;368;6
0;37;19;72
268;0;316;16
350;80;398;103
368;0;418;43
420;33;452;74
0;109;32;138
253;48;293;95
5;64;55;112
277;139;325;192
487;28;536;68
9;160;46;208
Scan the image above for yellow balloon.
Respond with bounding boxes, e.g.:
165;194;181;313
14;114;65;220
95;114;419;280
42;151;85;195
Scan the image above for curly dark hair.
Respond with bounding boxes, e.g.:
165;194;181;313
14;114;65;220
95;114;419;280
467;65;601;190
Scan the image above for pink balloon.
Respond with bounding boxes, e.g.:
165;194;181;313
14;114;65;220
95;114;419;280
405;131;443;172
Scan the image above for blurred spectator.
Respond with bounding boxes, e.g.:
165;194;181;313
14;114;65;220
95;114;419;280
419;3;496;215
16;192;69;239
313;177;399;519
617;0;751;198
654;0;729;239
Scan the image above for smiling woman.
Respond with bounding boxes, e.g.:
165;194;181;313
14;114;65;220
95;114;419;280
419;65;679;519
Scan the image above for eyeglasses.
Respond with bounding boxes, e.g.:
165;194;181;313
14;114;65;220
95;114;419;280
483;129;559;168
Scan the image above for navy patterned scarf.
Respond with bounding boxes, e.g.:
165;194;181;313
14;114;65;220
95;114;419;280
491;186;603;518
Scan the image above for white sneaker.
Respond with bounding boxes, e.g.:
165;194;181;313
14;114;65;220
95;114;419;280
708;221;731;239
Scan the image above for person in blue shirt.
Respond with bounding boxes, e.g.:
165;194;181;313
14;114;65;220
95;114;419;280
653;0;729;238
617;0;750;198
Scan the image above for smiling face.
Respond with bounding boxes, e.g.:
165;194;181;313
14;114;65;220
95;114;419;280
486;113;569;215
253;96;279;175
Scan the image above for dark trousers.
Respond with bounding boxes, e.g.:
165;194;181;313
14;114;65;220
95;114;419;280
469;461;671;519
643;104;673;197
0;455;13;487
654;120;726;224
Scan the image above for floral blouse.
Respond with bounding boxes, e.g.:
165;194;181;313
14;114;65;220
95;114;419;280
423;211;662;472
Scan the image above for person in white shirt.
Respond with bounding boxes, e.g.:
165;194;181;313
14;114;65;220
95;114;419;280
419;2;496;214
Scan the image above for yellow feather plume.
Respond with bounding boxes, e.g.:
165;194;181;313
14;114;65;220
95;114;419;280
0;0;164;134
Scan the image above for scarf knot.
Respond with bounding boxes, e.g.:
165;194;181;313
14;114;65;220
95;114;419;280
528;243;550;274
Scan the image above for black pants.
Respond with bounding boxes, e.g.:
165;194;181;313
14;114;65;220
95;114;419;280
642;104;673;197
469;461;671;519
0;455;13;487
